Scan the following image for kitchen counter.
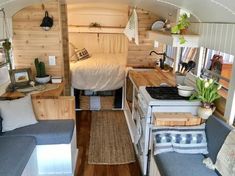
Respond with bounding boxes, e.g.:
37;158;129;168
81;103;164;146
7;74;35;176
129;67;176;88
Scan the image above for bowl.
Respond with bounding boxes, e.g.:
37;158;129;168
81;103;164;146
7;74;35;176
35;75;51;84
177;85;194;97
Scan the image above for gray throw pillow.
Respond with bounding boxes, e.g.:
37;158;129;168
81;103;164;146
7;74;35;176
0;95;38;132
0;116;2;134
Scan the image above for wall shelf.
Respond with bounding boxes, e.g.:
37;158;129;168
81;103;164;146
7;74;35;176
147;30;200;48
68;26;124;34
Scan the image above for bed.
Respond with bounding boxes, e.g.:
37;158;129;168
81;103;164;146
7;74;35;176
70;53;126;91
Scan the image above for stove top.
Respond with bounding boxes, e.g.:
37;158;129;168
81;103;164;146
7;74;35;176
145;87;189;100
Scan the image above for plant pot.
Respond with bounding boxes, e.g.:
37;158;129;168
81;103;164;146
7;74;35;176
180;28;188;35
197;106;214;120
35;75;51;84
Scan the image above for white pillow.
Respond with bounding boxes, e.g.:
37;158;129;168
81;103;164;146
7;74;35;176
0;95;38;132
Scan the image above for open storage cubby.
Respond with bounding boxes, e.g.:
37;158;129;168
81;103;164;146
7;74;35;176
74;88;123;110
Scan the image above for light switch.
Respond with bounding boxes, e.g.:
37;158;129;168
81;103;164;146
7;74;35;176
49;56;56;66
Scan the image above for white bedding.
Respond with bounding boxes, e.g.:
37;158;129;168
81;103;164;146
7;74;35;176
70;53;126;91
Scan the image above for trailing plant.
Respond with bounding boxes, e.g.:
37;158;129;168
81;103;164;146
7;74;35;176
190;78;222;108
34;58;46;77
179;36;186;45
171;13;191;44
2;39;12;70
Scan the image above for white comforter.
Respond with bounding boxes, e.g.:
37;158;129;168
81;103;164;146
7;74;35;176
70;53;126;91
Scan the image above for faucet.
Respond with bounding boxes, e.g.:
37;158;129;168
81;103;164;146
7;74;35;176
149;51;166;69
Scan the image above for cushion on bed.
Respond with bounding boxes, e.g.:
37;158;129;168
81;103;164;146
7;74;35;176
0;95;38;132
0;136;36;176
154;152;218;176
3;120;74;145
75;48;90;60
0;116;2;135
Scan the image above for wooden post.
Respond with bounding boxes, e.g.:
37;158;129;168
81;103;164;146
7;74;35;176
224;61;235;125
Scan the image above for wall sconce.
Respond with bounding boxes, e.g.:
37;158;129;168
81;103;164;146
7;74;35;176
40;11;53;31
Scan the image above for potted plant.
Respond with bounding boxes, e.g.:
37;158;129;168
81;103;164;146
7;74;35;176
34;58;50;84
190;78;222;119
2;39;12;70
171;13;190;44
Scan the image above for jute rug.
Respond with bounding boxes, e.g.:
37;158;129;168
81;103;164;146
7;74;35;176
88;111;136;165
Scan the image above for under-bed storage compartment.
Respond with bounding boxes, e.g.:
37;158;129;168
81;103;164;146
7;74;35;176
74;88;123;110
80;95;115;110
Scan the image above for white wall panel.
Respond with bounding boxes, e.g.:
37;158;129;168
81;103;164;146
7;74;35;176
0;17;12;39
190;23;235;56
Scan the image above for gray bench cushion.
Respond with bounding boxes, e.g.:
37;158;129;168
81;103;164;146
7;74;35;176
3;120;74;145
0;136;36;176
206;116;232;163
154;152;218;176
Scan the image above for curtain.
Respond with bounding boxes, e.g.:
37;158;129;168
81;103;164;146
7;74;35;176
99;34;128;54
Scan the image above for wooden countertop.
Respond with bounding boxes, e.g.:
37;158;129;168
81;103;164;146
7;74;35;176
1;82;64;100
129;67;176;88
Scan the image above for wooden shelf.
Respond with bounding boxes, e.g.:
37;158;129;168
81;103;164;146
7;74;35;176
0;82;65;100
68;26;124;34
147;30;200;48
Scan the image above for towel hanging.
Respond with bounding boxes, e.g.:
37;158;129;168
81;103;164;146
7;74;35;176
124;8;139;45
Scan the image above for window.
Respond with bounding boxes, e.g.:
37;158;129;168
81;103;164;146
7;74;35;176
202;49;234;90
165;45;176;67
180;47;198;63
180;47;198;74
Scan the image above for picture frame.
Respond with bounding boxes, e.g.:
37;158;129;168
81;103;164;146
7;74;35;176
9;68;33;87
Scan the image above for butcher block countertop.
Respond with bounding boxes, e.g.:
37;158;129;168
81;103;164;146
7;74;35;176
129;67;176;88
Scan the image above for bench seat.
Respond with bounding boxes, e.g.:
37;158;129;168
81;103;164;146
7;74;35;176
154;152;218;176
151;115;232;176
0;136;36;176
3;120;74;145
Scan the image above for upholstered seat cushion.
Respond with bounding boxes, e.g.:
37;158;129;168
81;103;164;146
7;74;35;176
0;136;36;176
205;116;232;163
154;152;218;176
3;120;74;145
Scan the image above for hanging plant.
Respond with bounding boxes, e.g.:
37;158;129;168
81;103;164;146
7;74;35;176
2;39;12;70
171;13;191;44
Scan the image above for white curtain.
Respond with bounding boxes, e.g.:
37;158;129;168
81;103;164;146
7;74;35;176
99;34;128;54
0;17;13;39
0;66;10;95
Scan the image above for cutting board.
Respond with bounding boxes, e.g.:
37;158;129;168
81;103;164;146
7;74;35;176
153;112;202;126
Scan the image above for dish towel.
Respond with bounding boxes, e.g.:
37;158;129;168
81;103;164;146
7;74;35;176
124;9;139;45
215;130;235;176
90;96;101;110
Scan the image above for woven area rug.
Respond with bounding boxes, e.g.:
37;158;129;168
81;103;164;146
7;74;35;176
88;111;136;165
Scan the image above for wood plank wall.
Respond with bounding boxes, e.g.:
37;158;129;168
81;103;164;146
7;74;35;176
12;0;65;85
127;8;164;67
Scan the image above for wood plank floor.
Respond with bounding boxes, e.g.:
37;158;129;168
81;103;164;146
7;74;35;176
75;111;142;176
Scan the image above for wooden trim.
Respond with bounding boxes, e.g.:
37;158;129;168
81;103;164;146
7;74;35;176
32;96;75;120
